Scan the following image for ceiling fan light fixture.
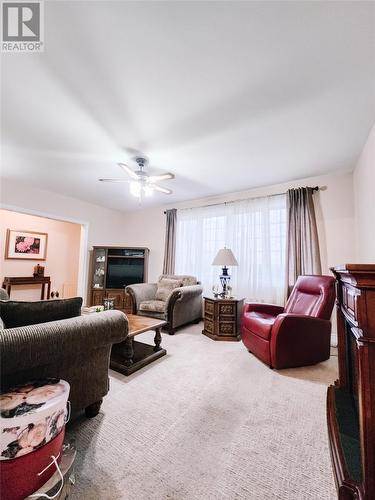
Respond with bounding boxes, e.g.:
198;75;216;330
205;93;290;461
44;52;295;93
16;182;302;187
130;180;142;198
129;180;154;198
100;154;174;199
143;185;154;197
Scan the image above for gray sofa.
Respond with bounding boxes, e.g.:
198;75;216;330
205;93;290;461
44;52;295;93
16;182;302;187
0;290;128;418
126;274;203;335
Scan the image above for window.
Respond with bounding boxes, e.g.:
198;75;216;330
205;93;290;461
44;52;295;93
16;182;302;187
175;194;286;304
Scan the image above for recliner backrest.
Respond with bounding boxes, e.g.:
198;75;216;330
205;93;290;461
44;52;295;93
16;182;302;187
284;275;335;320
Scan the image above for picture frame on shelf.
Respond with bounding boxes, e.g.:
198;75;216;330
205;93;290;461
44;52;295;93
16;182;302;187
5;229;48;260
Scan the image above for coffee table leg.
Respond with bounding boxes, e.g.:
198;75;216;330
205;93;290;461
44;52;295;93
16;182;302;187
124;337;134;367
154;327;162;352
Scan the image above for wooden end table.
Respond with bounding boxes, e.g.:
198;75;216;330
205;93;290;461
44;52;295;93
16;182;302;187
110;314;167;375
202;296;245;341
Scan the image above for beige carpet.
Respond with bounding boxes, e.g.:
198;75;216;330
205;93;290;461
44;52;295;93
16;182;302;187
67;322;337;500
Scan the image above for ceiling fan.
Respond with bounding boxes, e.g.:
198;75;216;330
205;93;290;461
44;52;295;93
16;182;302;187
99;156;174;197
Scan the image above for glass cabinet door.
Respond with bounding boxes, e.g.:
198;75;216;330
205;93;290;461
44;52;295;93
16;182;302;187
93;248;106;289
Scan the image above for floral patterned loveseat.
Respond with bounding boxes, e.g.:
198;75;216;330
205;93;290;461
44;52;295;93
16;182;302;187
126;274;203;335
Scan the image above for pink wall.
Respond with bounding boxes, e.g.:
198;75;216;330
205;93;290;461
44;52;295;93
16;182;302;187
0;209;81;300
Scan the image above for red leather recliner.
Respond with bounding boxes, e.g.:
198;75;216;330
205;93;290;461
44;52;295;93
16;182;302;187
241;275;336;369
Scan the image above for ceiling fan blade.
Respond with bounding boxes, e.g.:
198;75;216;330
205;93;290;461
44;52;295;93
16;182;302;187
151;184;173;194
98;178;129;183
123;147;144;157
148;173;175;183
118;163;139;180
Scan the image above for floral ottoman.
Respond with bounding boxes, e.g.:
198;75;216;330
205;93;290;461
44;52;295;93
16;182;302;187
0;378;70;500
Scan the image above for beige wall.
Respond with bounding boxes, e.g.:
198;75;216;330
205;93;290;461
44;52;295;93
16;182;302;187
0;209;81;300
122;171;356;283
353;123;375;262
1;170;357;305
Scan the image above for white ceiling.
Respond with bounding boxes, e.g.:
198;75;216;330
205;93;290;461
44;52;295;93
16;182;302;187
1;1;375;212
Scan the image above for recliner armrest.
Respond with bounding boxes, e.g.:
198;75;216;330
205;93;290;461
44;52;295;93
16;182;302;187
243;303;284;316
270;313;331;369
272;313;330;335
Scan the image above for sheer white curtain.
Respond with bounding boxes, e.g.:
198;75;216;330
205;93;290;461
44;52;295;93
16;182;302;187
175;194;287;305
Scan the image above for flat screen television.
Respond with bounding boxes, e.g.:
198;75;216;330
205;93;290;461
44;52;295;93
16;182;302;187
106;257;144;289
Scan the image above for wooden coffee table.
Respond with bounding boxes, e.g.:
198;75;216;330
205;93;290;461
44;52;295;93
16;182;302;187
110;314;167;376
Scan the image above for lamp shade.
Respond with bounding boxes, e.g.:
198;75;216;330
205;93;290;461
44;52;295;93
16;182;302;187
212;248;238;266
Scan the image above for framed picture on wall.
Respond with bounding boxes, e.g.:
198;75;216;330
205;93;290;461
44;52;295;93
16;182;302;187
5;230;48;260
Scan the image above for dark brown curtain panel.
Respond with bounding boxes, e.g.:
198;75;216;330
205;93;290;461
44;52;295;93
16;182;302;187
162;209;177;275
286;187;322;296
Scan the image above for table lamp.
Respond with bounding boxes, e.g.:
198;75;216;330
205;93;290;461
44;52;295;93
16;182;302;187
212;247;238;297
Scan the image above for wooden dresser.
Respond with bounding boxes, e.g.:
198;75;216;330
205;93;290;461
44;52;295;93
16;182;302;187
202;296;244;341
328;264;375;499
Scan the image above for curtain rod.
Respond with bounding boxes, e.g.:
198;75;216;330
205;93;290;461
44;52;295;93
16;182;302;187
164;186;320;214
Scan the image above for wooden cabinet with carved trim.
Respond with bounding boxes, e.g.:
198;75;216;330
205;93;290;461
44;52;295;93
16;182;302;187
106;290;125;310
91;289;133;314
202;296;244;341
123;291;133;314
92;290;105;306
328;264;375;499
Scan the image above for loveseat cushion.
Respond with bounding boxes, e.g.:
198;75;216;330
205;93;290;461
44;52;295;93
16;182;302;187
159;275;197;287
242;311;277;340
139;300;167;313
155;278;182;301
0;297;83;329
180;276;197;286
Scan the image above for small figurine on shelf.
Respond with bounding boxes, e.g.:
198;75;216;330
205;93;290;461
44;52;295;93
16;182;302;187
104;297;115;310
212;284;219;298
33;264;45;277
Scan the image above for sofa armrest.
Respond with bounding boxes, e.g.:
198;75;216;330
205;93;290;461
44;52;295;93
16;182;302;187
165;285;203;329
243;302;284;316
0;310;128;376
167;284;203;304
126;283;157;311
270;313;331;369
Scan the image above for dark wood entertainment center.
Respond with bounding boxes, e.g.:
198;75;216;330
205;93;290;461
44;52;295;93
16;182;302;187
89;246;149;314
328;265;375;499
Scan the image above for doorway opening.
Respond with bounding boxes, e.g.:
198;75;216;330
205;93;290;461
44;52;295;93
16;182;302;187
0;208;85;301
